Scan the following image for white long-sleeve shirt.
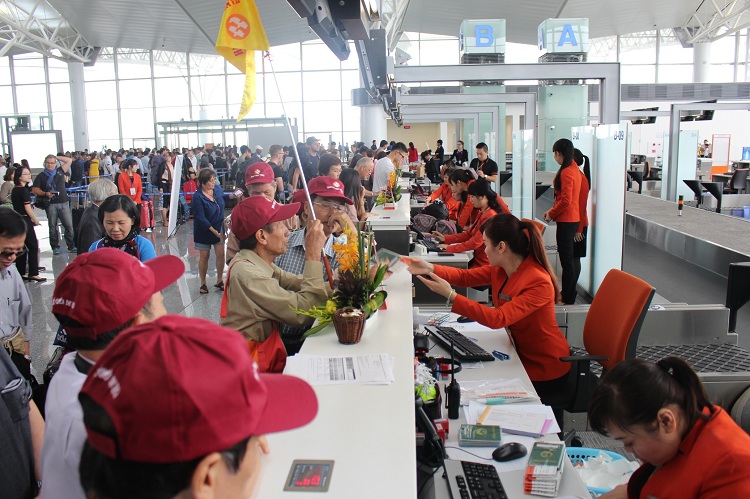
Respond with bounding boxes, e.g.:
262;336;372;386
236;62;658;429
0;265;32;340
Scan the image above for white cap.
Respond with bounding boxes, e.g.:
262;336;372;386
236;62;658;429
255;145;263;150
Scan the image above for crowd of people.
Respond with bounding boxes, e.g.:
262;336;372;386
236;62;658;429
2;133;750;498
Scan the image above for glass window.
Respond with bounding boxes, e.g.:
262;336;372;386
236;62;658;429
13;54;45;84
84;59;115;81
619;31;657;64
155;105;190;123
264;71;300;102
302;42;343;71
85;81;118;110
620;64;656;84
190;53;225;75
0;57;11;85
304;101;342;133
267;42;301;72
342;100;360;132
709;36;736;64
121;108;155;141
117;50;152;79
264;101;302;122
16;84;48;113
191;104;229;121
49;83;72;113
659;41;693;64
302;71;341;101
588;36;618;62
341;42;359;70
119;79;154;108
190;75;226;106
340;70;360;97
51;111;74;152
419;40;459;65
708;64;735;82
47;57;69;83
87;109;121;148
226;73;265;105
0;86;14;114
153;51;187;77
154;77;189;109
657;65;693;84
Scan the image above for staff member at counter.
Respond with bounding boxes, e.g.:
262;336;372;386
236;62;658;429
430;179;508;269
449;168;479;231
403;214;571;405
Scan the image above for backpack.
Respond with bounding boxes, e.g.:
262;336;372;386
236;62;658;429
422;200;449;221
412;214;437;234
435;219;458;236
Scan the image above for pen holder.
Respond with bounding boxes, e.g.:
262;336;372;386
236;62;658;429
332;308;366;344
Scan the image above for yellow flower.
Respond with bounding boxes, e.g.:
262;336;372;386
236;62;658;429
332;224;359;273
388;169;397;188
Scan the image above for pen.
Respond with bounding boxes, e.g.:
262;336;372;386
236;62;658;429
492;350;510;361
476;397;506;405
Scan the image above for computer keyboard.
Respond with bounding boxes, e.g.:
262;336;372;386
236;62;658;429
424;326;495;362
420;239;444;253
444;459;507;499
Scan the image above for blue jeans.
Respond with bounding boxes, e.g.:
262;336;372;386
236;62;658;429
47;202;75;250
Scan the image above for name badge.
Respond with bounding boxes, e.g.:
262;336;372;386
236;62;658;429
498;293;511;302
130;187;136;195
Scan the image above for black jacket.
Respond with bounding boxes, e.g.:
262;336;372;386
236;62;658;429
449;149;469;165
76;205;104;253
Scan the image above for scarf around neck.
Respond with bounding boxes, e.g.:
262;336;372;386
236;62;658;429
101;227;140;259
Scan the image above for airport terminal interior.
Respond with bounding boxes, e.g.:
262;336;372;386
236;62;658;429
5;0;750;497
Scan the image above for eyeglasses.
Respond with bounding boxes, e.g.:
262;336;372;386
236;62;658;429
313;201;346;212
0;249;26;259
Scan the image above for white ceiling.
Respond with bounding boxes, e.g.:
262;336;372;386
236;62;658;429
43;0;701;56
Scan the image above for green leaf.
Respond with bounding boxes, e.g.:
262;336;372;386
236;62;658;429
302;319;333;338
362;290;387;317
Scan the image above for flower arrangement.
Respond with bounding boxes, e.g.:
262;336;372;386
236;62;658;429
294;222;388;337
374;168;402;206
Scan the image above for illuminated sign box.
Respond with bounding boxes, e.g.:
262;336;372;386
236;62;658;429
538;18;589;54
459;19;506;56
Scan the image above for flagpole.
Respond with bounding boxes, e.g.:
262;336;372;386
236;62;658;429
264;51;335;288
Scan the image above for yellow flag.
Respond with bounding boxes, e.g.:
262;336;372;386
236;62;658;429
215;0;270;120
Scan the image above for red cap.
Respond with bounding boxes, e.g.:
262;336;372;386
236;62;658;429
245;162;275;185
305;176;353;205
79;315;318;463
231;196;299;240
52;248;184;339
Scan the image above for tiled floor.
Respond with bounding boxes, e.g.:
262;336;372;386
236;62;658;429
26;216;227;380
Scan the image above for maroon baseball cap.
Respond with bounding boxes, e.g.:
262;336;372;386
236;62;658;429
245;162;275;185
305;176;353;205
79;315;318;463
52;248;184;339
231;196;299;240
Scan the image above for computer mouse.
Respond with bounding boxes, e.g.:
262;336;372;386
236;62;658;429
456;315;476;323
492;442;527;462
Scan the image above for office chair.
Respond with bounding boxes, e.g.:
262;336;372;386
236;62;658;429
725;169;749;195
550;269;655;429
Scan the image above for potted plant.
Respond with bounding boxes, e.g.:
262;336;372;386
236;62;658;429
374;168;402;209
294;223;388;344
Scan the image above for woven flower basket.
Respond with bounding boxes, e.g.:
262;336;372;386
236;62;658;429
332;308;366;344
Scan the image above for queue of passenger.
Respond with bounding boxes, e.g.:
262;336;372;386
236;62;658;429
3;136;750;499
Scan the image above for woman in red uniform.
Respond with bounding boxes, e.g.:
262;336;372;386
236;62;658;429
543;138;581;304
589;357;750;499
449;168;479;231
403;214;571;404
430;179;508;268
573;149;590;287
425;166;459;220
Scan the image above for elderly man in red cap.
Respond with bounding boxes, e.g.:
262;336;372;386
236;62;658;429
274;176;354;355
221;196;331;372
41;249;185;499
226;162;299;263
77;315;318;498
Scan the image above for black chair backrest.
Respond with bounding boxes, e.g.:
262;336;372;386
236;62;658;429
730;169;750;190
727;262;750;333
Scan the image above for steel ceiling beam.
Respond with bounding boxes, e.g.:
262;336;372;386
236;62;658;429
679;0;750;44
0;0;93;62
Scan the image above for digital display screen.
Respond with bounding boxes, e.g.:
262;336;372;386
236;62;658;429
283;460;334;492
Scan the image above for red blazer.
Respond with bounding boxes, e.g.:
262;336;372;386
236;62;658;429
434;258;570;382
578;172;589;232
444;208;497;268
428;183;459;219
629;406;750;498
118;173;142;205
548;162;581;222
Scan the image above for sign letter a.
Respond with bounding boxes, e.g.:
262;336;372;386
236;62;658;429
558;24;578;47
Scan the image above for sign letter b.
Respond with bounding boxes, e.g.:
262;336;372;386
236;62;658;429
475;25;494;47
